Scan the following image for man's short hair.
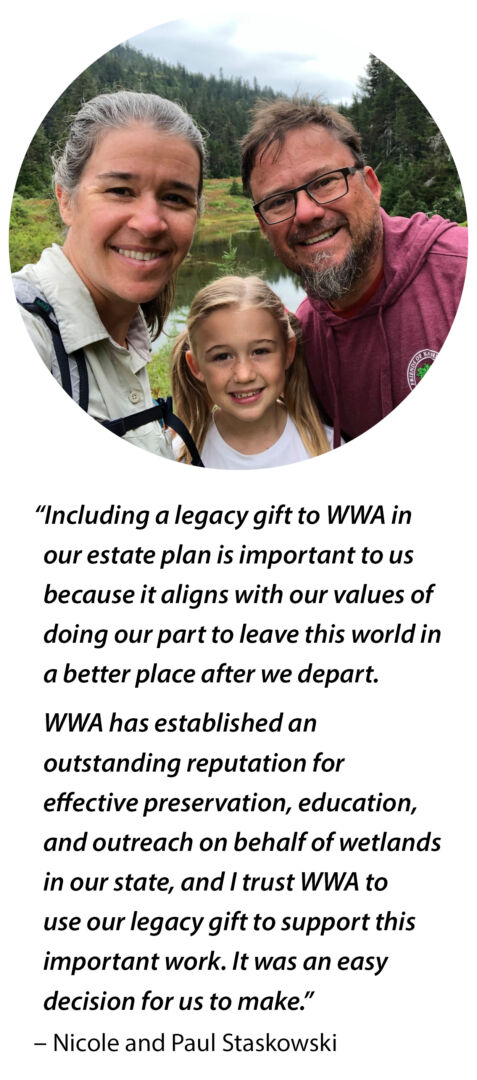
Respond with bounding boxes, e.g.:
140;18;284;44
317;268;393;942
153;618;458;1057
241;99;365;195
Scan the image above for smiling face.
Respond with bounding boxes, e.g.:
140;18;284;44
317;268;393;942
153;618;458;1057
57;122;200;336
186;305;295;429
250;125;383;307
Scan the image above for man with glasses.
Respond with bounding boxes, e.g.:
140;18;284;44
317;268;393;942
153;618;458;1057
241;101;467;445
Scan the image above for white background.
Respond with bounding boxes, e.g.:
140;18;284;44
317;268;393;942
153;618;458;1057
2;1;475;1077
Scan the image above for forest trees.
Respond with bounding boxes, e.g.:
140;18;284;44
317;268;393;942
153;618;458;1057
15;44;277;194
344;56;465;220
14;45;465;222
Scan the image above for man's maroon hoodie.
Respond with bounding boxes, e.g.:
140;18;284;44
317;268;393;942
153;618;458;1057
296;210;467;446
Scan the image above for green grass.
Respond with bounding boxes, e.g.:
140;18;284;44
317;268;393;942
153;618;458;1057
197;178;256;240
9;196;64;271
148;334;176;399
148;312;189;398
148;345;173;398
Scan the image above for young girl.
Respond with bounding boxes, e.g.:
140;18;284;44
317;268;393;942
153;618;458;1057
171;276;332;468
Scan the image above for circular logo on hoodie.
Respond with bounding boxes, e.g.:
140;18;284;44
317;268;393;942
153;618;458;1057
407;349;437;390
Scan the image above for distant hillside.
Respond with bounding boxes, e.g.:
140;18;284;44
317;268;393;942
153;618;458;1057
15;47;465;221
15;43;278;195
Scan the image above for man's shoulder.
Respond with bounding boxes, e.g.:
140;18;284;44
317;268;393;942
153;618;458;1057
380;211;467;305
382;210;467;259
426;221;468;259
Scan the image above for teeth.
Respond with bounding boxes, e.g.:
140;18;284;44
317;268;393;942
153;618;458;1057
303;229;337;245
116;249;162;261
232;390;262;399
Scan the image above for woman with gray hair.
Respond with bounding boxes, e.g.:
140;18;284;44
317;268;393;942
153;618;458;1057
13;90;206;458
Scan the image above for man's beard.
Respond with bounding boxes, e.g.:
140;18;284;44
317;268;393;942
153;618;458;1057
297;218;382;303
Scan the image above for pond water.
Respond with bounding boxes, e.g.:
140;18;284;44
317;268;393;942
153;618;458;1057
159;227;306;341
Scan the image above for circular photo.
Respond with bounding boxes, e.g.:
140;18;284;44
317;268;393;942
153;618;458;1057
10;20;467;470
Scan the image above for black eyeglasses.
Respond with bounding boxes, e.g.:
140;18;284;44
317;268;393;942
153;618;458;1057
254;167;360;225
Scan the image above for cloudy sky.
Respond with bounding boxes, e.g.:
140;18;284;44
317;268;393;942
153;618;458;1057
127;18;371;103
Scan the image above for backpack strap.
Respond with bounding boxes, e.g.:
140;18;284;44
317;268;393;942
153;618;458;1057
14;285;89;411
103;397;204;467
15;283;204;466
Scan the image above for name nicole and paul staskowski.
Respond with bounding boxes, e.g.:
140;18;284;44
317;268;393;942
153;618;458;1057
51;1030;337;1053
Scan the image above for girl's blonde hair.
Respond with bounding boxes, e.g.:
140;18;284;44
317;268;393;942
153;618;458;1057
170;275;330;462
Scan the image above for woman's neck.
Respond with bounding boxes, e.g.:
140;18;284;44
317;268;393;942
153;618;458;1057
214;402;287;455
98;301;138;348
62;241;138;347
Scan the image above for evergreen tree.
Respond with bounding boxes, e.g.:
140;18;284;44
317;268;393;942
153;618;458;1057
16;124;52;197
344;55;465;217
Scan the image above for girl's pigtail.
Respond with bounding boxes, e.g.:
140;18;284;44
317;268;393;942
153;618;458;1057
284;314;330;457
170;330;214;464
